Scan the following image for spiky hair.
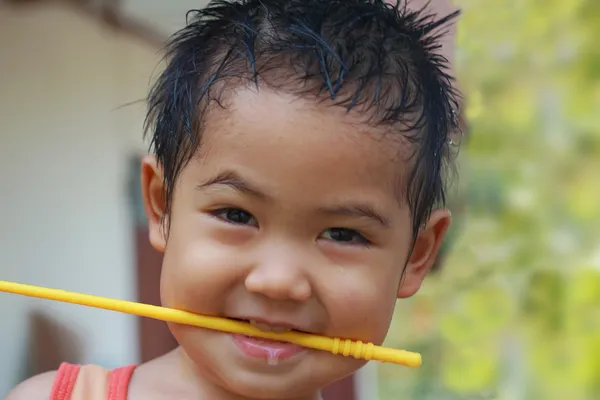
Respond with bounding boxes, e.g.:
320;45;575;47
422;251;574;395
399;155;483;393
145;0;461;237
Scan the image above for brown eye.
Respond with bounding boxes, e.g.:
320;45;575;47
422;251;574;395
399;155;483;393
320;228;369;245
213;208;257;226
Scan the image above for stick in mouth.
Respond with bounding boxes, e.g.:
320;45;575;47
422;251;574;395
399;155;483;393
0;280;422;368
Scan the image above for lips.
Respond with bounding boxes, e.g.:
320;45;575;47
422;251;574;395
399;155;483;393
229;317;310;363
231;333;306;363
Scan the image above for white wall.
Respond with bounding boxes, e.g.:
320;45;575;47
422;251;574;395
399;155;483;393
0;4;162;395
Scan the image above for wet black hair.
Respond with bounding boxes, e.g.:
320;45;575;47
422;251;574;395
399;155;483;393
144;0;461;240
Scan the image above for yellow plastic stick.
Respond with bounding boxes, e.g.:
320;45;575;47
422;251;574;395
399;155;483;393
0;280;421;368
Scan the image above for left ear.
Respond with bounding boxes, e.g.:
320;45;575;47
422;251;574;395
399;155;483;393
397;209;452;299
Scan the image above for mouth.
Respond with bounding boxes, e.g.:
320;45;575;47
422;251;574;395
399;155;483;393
228;318;310;364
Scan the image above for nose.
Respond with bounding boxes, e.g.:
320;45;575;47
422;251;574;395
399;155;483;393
244;246;312;302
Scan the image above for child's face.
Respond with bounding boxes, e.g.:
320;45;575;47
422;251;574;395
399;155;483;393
142;88;450;398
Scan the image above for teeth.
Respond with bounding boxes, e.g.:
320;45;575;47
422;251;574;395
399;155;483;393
249;319;291;333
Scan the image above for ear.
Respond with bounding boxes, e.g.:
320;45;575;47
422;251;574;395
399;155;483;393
397;209;452;299
140;154;168;252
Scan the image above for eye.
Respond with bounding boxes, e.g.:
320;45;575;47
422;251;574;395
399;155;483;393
212;208;257;226
319;228;370;246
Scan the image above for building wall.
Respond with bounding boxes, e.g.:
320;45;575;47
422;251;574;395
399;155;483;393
0;3;160;395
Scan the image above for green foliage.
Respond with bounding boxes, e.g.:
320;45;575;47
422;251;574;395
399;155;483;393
378;0;600;398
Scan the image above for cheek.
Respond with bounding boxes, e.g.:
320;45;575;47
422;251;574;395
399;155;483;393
322;266;401;345
160;216;245;312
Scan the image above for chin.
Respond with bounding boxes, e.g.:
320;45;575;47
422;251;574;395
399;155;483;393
214;352;363;400
223;374;320;399
174;327;364;398
211;350;336;398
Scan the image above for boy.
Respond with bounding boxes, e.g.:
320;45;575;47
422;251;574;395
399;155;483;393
8;0;461;398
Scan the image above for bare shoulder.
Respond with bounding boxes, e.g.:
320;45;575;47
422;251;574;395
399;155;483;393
128;349;192;399
5;370;57;400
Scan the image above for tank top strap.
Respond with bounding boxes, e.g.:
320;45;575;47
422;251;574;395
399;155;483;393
49;362;137;400
107;365;137;400
50;362;81;400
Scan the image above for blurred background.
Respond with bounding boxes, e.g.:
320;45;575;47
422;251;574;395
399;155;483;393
1;0;599;399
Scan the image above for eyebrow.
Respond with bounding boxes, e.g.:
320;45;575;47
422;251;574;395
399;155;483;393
196;170;390;227
195;170;268;200
317;204;391;228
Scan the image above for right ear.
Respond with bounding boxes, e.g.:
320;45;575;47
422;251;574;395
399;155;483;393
140;154;167;252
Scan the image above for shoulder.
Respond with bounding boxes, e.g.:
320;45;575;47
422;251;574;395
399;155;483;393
5;370;57;400
128;350;189;399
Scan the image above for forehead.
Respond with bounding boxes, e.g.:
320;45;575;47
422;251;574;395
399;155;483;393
192;88;409;203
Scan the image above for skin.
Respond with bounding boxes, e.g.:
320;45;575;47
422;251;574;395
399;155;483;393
138;87;449;399
6;1;458;399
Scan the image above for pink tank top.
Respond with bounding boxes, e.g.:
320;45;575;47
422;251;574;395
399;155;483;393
50;362;137;400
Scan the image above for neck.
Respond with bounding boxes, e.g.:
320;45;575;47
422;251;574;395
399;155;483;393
172;347;323;400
